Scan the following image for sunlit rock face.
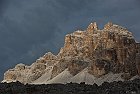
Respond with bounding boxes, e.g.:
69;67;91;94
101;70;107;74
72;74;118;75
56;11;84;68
3;22;140;84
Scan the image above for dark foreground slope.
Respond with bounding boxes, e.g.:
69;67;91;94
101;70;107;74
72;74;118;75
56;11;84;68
0;79;140;94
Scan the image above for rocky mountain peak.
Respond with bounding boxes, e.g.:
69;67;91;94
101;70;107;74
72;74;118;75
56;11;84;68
87;22;98;32
104;22;113;30
2;22;140;85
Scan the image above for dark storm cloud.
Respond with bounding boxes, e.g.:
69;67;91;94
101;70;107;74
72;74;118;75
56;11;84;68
0;0;140;80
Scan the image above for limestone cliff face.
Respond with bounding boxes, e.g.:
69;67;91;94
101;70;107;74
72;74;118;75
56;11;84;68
3;22;140;83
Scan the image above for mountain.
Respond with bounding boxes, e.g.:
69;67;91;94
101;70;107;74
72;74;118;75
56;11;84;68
2;22;140;85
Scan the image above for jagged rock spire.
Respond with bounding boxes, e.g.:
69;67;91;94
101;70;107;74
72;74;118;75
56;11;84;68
104;22;113;30
87;22;98;33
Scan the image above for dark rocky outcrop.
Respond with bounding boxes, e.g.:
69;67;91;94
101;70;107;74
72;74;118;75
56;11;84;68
1;79;140;94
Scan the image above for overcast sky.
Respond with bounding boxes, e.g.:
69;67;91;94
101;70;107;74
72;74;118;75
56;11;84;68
0;0;140;80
